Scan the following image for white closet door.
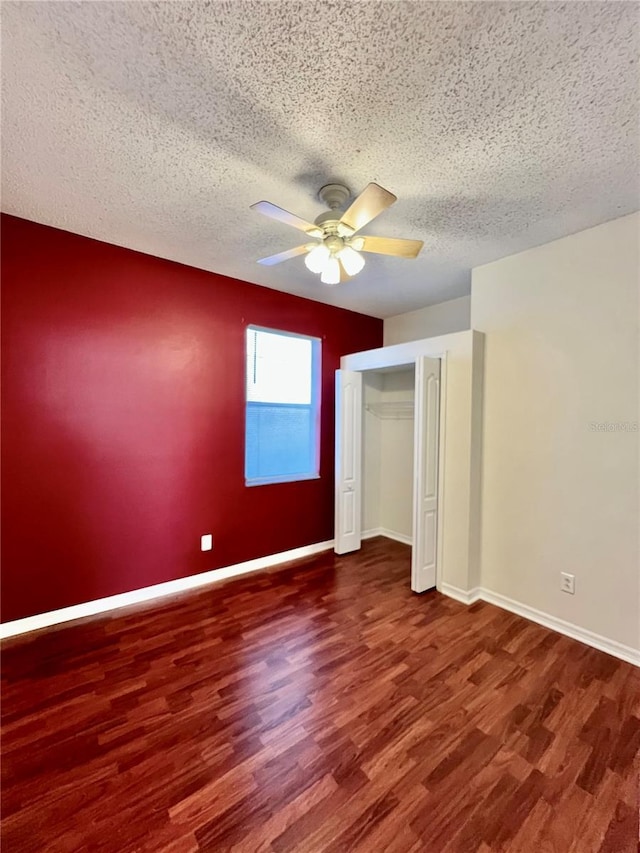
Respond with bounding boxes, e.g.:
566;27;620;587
334;369;362;554
411;356;440;592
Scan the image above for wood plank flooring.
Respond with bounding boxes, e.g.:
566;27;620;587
2;538;639;852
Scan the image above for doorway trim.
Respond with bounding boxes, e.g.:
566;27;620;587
336;339;447;590
339;329;484;598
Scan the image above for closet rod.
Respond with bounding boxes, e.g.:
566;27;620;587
365;401;414;420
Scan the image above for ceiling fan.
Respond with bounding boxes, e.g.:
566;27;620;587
251;183;423;285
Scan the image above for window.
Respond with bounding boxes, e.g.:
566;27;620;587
245;326;321;486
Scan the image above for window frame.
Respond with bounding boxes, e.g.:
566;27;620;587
244;324;322;487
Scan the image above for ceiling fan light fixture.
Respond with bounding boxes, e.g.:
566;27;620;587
304;243;330;273
320;256;341;285
253;181;423;281
338;245;365;276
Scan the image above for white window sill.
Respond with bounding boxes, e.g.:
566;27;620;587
245;473;321;487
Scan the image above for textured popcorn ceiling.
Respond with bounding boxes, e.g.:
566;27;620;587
2;2;639;318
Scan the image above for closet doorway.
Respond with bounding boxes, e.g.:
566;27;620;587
335;353;441;593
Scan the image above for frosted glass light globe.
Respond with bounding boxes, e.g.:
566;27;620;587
304;244;330;273
338;246;365;276
320;257;341;285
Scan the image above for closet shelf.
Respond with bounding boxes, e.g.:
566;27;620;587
365;401;414;420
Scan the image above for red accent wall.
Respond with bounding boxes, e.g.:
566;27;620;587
1;214;382;622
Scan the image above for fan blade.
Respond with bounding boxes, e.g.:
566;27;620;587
257;245;310;266
340;183;397;233
251;201;322;236
358;235;423;258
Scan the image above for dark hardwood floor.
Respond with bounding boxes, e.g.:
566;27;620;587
2;538;639;852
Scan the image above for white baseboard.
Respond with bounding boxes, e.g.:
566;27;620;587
479;588;640;668
0;539;335;640
439;584;640;667
439;583;482;605
362;527;413;546
5;540;637;668
362;527;384;540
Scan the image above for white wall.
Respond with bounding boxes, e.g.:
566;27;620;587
362;373;383;532
472;212;639;652
379;370;415;539
384;295;470;345
362;369;415;540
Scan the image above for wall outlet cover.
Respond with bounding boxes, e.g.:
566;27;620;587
560;572;575;594
201;534;213;551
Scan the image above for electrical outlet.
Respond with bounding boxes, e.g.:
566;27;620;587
201;534;213;552
560;572;575;594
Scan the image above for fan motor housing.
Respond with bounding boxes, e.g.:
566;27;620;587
314;209;343;232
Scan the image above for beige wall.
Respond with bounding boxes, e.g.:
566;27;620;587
472;213;640;651
384;295;470;345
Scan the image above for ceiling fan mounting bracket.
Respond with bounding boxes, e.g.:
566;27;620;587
317;183;351;210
